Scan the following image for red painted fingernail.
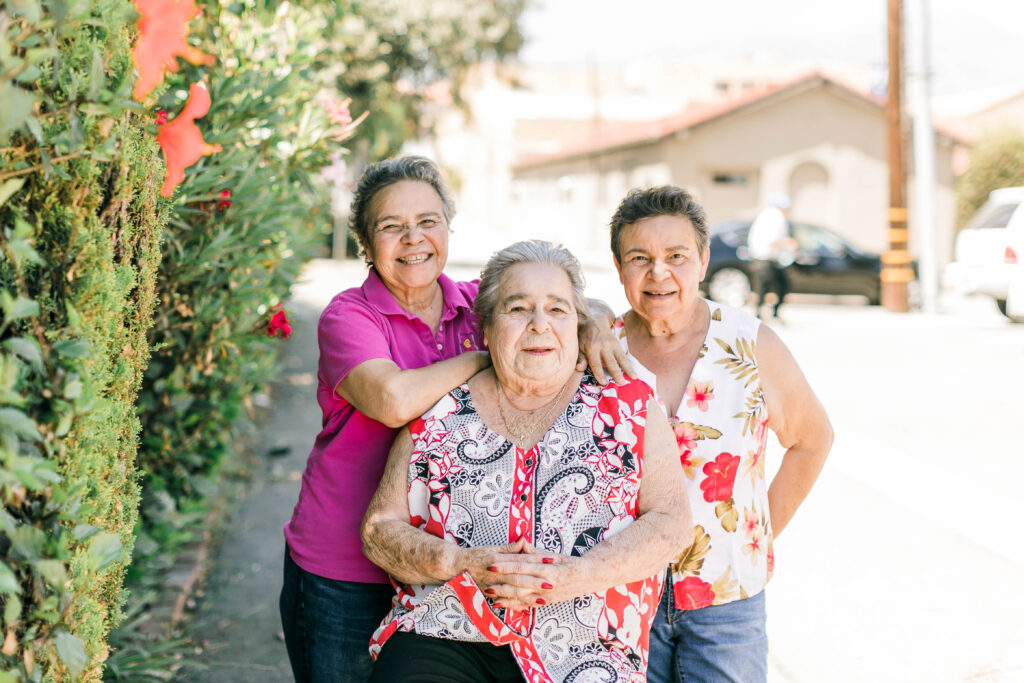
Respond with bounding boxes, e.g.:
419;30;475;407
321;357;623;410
488;566;499;572
485;588;495;595
494;603;504;609
542;557;555;564
541;582;553;590
535;598;547;605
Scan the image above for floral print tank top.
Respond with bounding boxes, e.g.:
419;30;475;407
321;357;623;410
369;373;663;683
615;301;772;610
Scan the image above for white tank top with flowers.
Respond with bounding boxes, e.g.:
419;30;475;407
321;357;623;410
615;301;772;610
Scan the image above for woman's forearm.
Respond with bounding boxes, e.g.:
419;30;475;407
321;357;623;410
361;517;457;585
342;351;491;428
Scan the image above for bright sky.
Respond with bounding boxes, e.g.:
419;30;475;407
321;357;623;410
520;0;1024;98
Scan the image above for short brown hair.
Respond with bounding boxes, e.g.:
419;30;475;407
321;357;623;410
609;186;708;260
348;155;455;261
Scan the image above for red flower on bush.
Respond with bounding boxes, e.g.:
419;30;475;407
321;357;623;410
216;189;232;211
673;576;715;610
156;82;222;197
155;109;167;125
267;308;292;339
700;452;741;503
132;0;215;101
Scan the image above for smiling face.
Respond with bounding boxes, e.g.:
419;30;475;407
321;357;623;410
485;262;580;394
615;214;710;325
366;180;449;297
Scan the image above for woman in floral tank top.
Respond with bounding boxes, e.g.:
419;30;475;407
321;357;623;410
362;241;694;682
607;187;834;683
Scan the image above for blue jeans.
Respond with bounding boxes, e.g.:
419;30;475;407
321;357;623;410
646;577;767;683
279;546;395;683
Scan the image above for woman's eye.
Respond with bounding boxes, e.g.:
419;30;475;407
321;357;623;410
669;253;686;263
420;219;438;229
630;256;649;264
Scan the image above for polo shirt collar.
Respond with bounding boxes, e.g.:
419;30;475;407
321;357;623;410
363;267;474;322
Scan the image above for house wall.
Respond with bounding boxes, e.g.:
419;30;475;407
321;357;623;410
510;82;958;268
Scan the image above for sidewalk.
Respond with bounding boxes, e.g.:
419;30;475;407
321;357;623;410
185;258;1024;682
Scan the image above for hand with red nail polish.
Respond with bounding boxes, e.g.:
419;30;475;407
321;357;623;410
541;582;553;589
535;598;547;605
542;557;555;564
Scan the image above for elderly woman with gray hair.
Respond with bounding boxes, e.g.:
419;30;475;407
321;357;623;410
280;157;637;683
361;240;693;683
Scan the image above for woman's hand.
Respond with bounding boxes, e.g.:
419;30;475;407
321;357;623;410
577;301;635;385
472;542;591;612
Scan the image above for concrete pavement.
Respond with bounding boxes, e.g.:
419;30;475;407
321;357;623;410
185;258;1024;682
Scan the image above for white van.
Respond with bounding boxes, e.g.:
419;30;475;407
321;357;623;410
945;186;1024;322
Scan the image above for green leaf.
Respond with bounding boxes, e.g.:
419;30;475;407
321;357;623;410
0;292;39;322
4;337;43;369
0;563;20;594
0;407;42;442
78;102;110;116
0;178;25;208
52;338;90;358
64;378;83;399
0;83;36;143
35;559;67;588
55;630;88;679
4;594;21;627
87;532;123;570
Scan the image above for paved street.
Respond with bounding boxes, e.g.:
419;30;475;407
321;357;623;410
186;258;1024;682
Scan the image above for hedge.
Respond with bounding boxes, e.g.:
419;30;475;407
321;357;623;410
1;0;167;679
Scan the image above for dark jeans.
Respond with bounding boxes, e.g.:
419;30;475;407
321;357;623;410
751;259;789;317
369;631;521;683
279;546;394;683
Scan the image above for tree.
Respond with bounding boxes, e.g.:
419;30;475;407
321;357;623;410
319;0;527;159
956;128;1024;228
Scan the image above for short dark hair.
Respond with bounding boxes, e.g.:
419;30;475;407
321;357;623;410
348;155;455;261
608;185;709;261
475;240;589;335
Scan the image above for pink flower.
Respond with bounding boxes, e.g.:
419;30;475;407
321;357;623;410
673;576;715;610
673;422;698;452
156;82;221;197
216;189;232;211
266;308;292;339
699;452;740;503
685;380;714;411
131;0;214;101
742;508;759;538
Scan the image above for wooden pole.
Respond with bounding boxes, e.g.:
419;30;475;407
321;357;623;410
883;0;911;311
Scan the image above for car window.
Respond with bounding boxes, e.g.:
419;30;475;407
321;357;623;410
791;223;844;256
964;201;1018;230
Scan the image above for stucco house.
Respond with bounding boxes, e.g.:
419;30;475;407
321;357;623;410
507;72;961;267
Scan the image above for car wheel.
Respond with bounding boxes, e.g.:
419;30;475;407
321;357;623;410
707;267;752;308
996;298;1024;323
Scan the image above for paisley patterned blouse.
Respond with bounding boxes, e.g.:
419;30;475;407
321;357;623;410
369;372;663;683
615;301;773;611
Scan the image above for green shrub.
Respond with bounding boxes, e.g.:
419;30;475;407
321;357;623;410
956;128;1024;228
124;0;354;601
0;0;167;680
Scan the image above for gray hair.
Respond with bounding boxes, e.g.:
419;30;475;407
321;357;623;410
609;185;708;260
348;155;456;262
474;240;589;333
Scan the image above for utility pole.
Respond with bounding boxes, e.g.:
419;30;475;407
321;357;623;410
883;0;912;312
908;0;939;313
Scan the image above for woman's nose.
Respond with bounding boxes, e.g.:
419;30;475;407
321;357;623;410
401;224;424;243
648;259;669;279
528;310;551;332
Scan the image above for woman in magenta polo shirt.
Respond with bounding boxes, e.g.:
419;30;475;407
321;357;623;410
280;156;631;683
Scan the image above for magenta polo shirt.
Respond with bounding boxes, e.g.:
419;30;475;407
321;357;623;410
284;268;483;583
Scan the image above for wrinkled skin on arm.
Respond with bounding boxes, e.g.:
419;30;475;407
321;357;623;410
362;398;694;612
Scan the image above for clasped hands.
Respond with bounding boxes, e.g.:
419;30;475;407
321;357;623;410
458;537;586;613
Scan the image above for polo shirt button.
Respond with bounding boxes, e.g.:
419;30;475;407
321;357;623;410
519;493;528;502
524;458;533;466
437;343;443;350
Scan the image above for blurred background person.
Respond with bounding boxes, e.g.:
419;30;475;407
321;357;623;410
280;159;633;682
361;240;692;683
746;193;797;319
608;186;833;683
